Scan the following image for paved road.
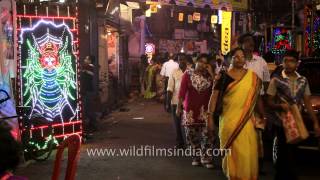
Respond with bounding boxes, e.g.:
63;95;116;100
16;99;319;180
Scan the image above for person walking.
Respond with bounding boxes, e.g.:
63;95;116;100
167;55;193;148
208;48;263;180
160;53;179;112
267;50;320;180
144;58;158;99
176;54;215;169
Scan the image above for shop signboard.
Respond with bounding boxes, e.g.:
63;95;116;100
221;11;232;55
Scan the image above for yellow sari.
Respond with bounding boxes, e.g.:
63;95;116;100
219;70;262;180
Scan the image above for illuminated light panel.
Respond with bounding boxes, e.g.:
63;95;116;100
17;3;82;148
271;27;293;55
20;20;77;122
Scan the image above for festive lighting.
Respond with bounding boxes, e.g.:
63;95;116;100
193;12;201;21
17;3;82;146
28;120;82;131
16;15;76;20
271;27;293;55
25;135;59;152
20;20;77;122
178;13;184;22
145;43;155;54
305;15;320;56
310;17;320;50
211;15;218;24
188;15;193;23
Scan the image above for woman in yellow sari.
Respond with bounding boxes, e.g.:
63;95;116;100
208;48;262;180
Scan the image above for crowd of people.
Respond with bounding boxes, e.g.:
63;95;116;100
141;33;320;180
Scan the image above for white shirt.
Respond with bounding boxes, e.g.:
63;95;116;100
160;59;179;77
245;54;270;82
246;55;270;95
167;68;184;105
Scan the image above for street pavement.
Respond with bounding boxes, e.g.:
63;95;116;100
16;99;320;180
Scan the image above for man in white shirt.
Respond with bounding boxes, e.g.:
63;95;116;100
167;55;193;148
238;33;270;85
160;53;179;78
161;53;179;112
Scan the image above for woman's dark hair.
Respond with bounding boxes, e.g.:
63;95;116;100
185;55;194;65
229;47;244;57
0;123;21;174
283;49;299;61
237;33;255;46
196;53;209;62
179;54;193;64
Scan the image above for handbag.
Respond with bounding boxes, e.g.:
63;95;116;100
277;104;309;144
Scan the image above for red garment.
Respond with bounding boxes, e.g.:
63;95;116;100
179;70;212;126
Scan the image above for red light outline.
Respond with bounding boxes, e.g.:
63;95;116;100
17;15;76;20
28;121;82;131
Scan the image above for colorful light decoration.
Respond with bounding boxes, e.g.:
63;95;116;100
193;12;201;21
211;15;218;24
188;14;193;24
17;3;82;146
312;17;320;51
20;20;77;122
271;27;293;55
306;16;320;55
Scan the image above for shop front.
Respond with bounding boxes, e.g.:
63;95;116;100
96;0;129;112
98;24;121;107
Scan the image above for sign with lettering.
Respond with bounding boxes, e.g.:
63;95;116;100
221;11;232;55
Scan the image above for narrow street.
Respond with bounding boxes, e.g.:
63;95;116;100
1;1;320;180
14;99;280;180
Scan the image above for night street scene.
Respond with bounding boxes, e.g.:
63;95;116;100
1;0;320;180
